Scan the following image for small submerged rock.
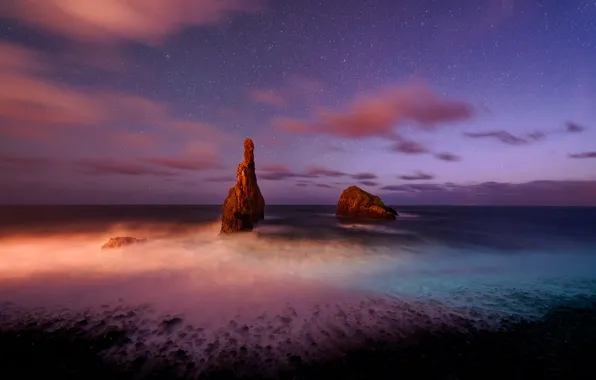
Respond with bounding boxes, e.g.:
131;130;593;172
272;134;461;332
101;237;147;250
336;186;398;220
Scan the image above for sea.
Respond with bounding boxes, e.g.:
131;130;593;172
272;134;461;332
1;205;595;379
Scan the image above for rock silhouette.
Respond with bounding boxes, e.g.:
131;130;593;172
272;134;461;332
101;237;147;250
336;186;398;220
220;138;265;234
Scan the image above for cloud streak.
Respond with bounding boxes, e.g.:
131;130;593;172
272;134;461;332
399;171;435;181
391;140;429;154
380;180;596;206
358;181;379;187
260;165;380;185
1;0;263;44
463;130;529;145
77;141;223;177
566;122;585;133
569;152;596;159
351;172;378;180
306;166;346;178
260;165;317;181
435;152;461;162
389;139;462;163
463;122;587;146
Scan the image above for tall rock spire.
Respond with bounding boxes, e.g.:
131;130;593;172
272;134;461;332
220;138;265;234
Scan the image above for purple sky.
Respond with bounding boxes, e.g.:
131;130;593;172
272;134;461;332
0;0;595;205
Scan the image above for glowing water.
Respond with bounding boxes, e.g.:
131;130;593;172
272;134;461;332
0;212;595;373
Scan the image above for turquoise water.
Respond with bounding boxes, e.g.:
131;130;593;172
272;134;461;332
0;205;595;370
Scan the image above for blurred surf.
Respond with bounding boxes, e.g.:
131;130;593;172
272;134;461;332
0;205;595;376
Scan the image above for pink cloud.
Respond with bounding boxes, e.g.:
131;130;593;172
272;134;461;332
0;42;47;74
0;42;229;151
0;47;106;128
274;83;473;139
78;145;223;176
0;43;158;128
2;0;263;44
140;140;224;171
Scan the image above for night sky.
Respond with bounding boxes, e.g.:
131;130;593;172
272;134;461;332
1;0;595;205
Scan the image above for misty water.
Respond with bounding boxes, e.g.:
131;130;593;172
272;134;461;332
1;205;596;376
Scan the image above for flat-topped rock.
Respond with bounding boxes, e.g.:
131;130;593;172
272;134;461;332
336;186;398;220
101;237;147;250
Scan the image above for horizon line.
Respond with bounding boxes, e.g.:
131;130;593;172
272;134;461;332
1;204;595;208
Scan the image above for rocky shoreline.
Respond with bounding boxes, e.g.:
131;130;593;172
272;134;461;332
1;299;594;380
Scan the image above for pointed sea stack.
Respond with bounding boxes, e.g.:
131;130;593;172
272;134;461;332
220;138;266;234
336;186;398;220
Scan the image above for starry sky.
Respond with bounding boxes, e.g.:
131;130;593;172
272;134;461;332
1;0;595;205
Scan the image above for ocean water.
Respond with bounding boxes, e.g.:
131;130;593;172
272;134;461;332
1;205;595;377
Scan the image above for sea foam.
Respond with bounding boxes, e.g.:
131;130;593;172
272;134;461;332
1;219;595;375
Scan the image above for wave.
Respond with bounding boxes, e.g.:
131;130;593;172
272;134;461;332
337;223;417;236
0;223;463;376
1;219;596;377
396;212;419;219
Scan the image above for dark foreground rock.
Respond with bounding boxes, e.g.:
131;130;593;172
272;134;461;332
1;301;595;380
101;237;147;250
220;138;265;234
336;186;397;220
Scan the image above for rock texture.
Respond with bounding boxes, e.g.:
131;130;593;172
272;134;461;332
220;138;265;234
101;237;147;250
336;186;398;220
